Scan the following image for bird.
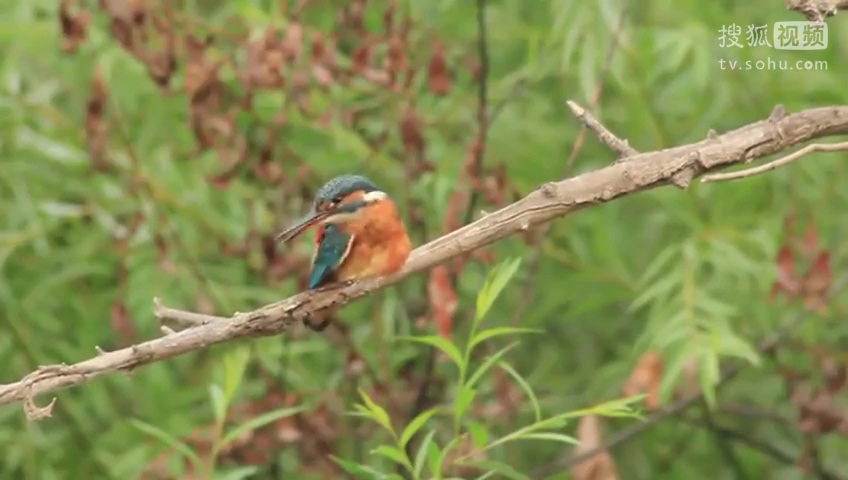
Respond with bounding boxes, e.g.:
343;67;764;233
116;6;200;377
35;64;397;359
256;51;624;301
275;174;412;332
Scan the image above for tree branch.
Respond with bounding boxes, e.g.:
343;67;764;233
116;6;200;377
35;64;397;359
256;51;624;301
2;105;848;419
785;0;848;21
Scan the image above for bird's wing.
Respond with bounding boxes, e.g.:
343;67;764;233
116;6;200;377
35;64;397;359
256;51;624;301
308;224;353;289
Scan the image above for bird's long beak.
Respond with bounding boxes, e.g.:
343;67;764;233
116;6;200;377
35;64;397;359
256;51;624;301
275;209;332;244
275;190;388;244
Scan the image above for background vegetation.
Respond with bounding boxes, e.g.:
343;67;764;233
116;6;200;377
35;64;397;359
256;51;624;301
1;0;847;478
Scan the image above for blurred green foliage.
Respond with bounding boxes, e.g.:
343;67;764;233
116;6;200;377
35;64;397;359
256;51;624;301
1;0;847;478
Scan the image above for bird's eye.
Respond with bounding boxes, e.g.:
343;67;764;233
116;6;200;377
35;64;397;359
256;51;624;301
331;195;344;205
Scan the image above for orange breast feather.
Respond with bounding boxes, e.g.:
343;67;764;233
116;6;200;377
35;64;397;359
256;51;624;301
335;200;411;281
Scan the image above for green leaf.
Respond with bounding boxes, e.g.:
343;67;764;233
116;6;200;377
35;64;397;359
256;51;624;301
475;471;498;480
699;350;720;409
413;430;437;478
453;385;476;423
348;405;372;419
331;456;387;479
658;344;693;403
486;397;642;451
716;331;760;366
468;326;541;350
464;420;489;449
397;335;464;370
370;445;412;470
516;432;579;445
218;405;308;448
214;466;260;480
630;274;679;312
466;342;519;387
497;361;542;423
427;437;446;479
208;384;227;422
358;388;394;434
400;409;437;449
221;346;251;404
569;396;645;419
463;460;531;480
475;258;523;322
129;419;203;469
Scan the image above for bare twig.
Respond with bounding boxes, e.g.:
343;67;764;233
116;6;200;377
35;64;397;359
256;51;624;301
475;0;489;144
154;297;215;327
680;418;821;475
719;404;794;424
701;141;848;183
697;402;751;479
681;417;840;480
459;0;491;227
2;105;848;419
566;101;637;158
785;0;848;21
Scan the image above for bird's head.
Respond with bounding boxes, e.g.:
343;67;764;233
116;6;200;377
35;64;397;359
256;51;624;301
275;174;388;243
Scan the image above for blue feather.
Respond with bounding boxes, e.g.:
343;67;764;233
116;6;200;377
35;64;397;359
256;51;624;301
308;224;353;289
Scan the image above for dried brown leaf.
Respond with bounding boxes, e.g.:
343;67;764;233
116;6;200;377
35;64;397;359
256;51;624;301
352;44;370;73
85;69;110;171
800;222;820;257
387;34;406;80
282;22;304;62
110;301;136;346
570;415;619;480
621;351;663;409
427;266;457;338
770;245;798;299
399;108;425;158
427;42;450;95
59;0;90;53
801;252;831;313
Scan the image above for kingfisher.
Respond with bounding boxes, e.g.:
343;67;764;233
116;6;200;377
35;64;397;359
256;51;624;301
276;174;412;332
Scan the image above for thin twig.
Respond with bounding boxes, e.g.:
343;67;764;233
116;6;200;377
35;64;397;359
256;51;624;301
785;0;848;21
680;417;840;480
679;419;791;465
718;404;793;424
697;402;751;479
701;141;848;183
566;101;637;157
802;433;837;480
476;0;489;140
460;0;491;227
154;298;213;327
652;428;700;475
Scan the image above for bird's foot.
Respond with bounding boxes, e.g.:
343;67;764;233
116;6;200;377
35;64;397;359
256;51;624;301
314;279;356;293
303;316;332;332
